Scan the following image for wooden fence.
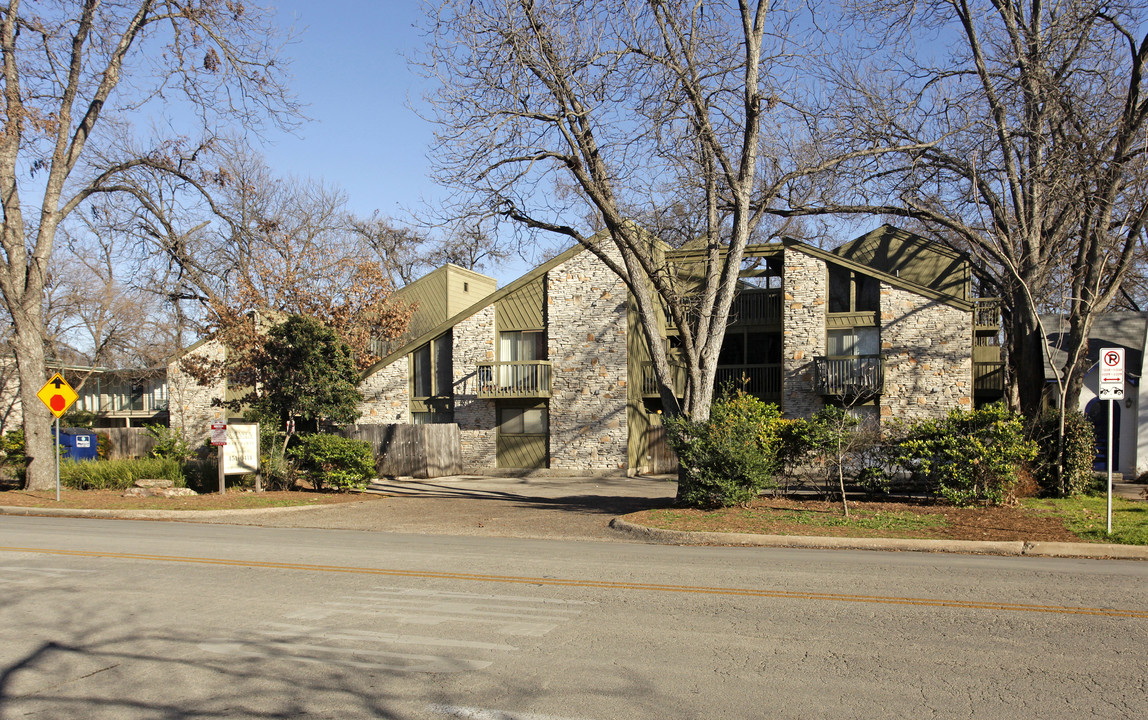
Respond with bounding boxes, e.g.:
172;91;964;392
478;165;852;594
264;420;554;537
645;425;679;474
344;423;463;479
100;427;157;460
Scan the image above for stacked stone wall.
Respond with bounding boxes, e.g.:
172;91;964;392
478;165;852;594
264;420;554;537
451;306;497;468
167;340;227;443
547;249;629;470
782;249;827;418
357;357;409;424
880;285;972;420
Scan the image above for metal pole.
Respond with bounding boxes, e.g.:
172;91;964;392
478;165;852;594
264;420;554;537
55;416;60;503
1107;398;1113;535
218;443;225;494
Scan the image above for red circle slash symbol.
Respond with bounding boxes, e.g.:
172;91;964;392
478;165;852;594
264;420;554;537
50;395;65;412
1105;351;1121;366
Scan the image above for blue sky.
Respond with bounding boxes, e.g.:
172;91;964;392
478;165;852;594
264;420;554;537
263;1;438;224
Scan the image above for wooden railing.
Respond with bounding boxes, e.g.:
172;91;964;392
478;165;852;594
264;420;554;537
813;355;885;398
974;298;1002;329
476;361;552;398
641;361;687;397
973;361;1005;394
715;365;782;398
730;289;782;325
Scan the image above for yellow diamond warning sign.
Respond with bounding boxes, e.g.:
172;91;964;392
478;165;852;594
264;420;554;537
37;373;78;418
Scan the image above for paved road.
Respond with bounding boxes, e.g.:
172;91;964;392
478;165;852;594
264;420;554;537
1;516;1145;719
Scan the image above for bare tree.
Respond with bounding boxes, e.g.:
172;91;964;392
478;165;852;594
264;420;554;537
783;0;1148;426
0;1;296;490
421;0;918;428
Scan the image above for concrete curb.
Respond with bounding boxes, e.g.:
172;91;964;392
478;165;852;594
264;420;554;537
0;502;358;521
608;518;1148;560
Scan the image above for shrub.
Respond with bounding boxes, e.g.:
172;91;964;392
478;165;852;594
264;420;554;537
894;403;1036;505
1;429;27;482
665;391;787;508
145;424;196;461
96;433;111;459
1028;409;1096;497
288;433;375;492
59;457;184;490
258;423;299;491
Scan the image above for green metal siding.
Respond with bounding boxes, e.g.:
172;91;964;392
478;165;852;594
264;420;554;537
496;433;548;468
834;225;970;301
496;276;545;331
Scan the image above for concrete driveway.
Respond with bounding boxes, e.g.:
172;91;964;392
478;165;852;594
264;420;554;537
211;474;680;541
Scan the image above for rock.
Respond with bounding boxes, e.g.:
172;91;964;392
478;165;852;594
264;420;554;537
122;486;198;498
134;478;175;489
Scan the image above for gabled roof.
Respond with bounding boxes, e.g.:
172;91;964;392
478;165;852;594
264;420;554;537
784;236;974;311
362;241;590;377
1040;312;1148;380
831;225;970;301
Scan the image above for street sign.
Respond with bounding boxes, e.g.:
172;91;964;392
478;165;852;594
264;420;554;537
1098;347;1125;400
210;422;228;447
36;373;78;418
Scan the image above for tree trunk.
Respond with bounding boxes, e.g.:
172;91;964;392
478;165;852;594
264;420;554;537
1006;300;1047;417
12;319;54;491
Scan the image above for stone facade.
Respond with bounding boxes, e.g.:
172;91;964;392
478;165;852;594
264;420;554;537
167;339;227;443
357;356;409;423
880;284;972;420
782;248;827;417
547;249;629;470
452;305;497;468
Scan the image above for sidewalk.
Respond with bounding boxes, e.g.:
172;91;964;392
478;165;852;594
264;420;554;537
2;474;1145;560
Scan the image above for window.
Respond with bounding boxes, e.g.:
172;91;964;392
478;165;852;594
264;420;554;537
498;406;548;435
828;264;879;313
827;327;879;357
411;332;453;399
411;411;453;425
499;330;547;361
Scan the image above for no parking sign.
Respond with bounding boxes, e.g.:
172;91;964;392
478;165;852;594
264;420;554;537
1098;347;1125;400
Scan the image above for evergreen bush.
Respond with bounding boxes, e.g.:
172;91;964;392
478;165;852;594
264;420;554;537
288;433;375;492
1028;409;1095;497
665;391;788;508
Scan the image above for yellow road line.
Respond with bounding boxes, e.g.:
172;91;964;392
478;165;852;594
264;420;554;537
3;545;1145;619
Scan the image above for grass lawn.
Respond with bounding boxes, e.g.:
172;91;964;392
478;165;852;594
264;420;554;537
1023;494;1148;545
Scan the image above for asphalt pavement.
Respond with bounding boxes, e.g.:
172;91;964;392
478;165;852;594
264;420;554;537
3;473;1146;560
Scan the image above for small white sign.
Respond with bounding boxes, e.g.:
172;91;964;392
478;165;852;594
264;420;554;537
210;422;228;447
1098;347;1125;400
223;422;260;475
76;436;91;449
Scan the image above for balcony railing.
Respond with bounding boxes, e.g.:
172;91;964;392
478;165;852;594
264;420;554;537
729;289;782;325
813;355;885;398
715;365;782;399
973;361;1005;394
974;298;1002;330
641;361;687;397
640;362;783;399
476;361;552;398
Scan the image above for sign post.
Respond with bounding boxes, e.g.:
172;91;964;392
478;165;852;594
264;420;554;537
211;422;227;494
1098;348;1125;535
37;373;78;502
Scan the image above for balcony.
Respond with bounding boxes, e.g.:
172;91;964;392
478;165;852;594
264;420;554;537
715;365;782;400
974;361;1005;395
813;355;885;398
729;289;782;325
974;298;1002;331
641;361;687;397
476;361;552;399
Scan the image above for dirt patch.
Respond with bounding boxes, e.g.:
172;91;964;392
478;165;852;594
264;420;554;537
622;498;1085;543
0;488;381;512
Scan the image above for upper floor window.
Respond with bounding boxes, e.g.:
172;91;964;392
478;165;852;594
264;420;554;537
411;332;452;399
827;327;879;357
828;264;879;314
499;330;547;362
